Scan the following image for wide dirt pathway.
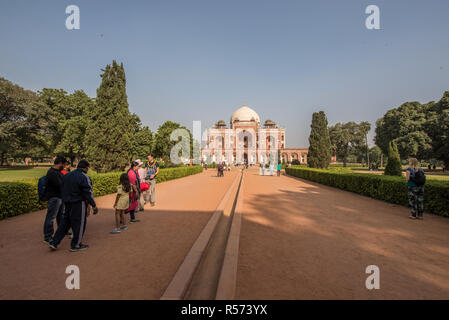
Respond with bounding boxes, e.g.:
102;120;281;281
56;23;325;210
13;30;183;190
0;169;237;299
235;168;449;299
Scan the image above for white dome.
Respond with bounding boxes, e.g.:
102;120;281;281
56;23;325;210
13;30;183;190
230;105;260;125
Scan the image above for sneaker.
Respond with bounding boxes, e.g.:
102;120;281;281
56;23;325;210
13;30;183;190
43;239;51;244
110;228;121;234
408;215;417;219
150;202;155;207
130;219;141;223
120;225;128;230
70;244;89;252
49;241;58;251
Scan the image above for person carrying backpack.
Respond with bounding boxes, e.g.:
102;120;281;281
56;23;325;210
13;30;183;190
42;157;67;244
49;160;98;252
406;158;426;220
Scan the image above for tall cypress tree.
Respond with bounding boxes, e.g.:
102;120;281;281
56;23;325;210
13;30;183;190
384;141;402;176
85;61;133;172
308;111;331;169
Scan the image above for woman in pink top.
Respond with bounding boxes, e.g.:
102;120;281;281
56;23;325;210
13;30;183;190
126;161;140;223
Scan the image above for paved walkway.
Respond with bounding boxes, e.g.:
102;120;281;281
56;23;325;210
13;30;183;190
2;167;449;299
235;168;449;299
0;170;237;299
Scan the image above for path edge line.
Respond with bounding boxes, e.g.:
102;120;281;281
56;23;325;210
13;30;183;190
215;172;245;300
160;172;241;300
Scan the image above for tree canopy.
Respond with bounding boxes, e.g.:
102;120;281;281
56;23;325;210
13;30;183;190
329;121;371;167
308;111;331;169
375;91;449;168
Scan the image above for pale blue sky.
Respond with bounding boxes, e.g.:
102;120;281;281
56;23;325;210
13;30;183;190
1;0;448;147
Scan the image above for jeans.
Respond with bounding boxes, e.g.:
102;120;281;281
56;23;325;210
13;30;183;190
52;201;87;249
408;186;424;217
43;197;64;241
144;179;156;204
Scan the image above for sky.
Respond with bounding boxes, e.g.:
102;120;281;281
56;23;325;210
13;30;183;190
1;0;448;147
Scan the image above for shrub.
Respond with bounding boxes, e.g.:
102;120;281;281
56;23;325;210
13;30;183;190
285;166;449;217
0;166;203;220
384;141;402;176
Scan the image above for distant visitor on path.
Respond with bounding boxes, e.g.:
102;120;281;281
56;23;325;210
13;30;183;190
144;153;159;206
42;156;66;244
49;160;98;252
406;158;426;220
111;173;131;234
277;162;282;176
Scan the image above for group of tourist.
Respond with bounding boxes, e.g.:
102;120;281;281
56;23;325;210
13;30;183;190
42;153;159;252
259;162;282;176
216;162;231;177
41;152;427;252
110;155;159;233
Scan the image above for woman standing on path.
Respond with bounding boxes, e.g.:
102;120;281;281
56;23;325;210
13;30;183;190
127;161;140;223
136;159;145;211
406;158;425;220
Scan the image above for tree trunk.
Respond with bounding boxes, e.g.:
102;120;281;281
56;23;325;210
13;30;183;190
365;134;370;168
343;155;347;167
381;153;384;168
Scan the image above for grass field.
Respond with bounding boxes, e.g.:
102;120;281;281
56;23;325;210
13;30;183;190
426;174;449;181
0;168;49;181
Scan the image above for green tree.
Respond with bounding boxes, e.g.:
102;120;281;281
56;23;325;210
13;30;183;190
85;60;133;172
53;90;95;164
153;121;192;164
384;141;402;176
308;111;331;169
375;101;432;160
129;113;153;161
426;91;449;169
359;121;372;167
328;121;370;167
368;146;382;168
0;77;50;164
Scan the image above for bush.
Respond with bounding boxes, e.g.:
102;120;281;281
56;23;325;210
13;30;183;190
0;166;203;220
285;166;449;217
385;141;402;176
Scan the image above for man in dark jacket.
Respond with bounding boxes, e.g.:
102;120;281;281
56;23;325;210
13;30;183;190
49;160;98;252
43;156;67;243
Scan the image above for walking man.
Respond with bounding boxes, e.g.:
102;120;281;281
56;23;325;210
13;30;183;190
144;153;159;206
43;156;66;244
49;160;98;252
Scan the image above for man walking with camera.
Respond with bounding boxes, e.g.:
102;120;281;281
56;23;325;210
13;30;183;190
144;153;159;207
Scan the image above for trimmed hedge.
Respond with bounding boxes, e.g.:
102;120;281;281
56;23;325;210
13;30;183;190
285;166;449;217
0;166;203;220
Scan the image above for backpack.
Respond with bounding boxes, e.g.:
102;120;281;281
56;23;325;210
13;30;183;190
37;175;48;202
413;168;426;186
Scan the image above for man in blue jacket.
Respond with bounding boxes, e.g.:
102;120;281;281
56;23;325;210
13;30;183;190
49;160;98;252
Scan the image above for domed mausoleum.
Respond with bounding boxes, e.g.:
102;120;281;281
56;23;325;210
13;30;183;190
201;104;309;165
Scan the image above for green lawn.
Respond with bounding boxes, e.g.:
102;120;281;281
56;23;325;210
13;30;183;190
426;174;449;181
0;167;49;181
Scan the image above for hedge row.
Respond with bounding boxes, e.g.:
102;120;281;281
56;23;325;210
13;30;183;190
285;166;449;217
0;166;203;220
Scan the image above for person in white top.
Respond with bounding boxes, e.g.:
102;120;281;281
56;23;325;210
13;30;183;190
135;159;146;211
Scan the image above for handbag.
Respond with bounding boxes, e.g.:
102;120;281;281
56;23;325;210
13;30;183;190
140;182;150;191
